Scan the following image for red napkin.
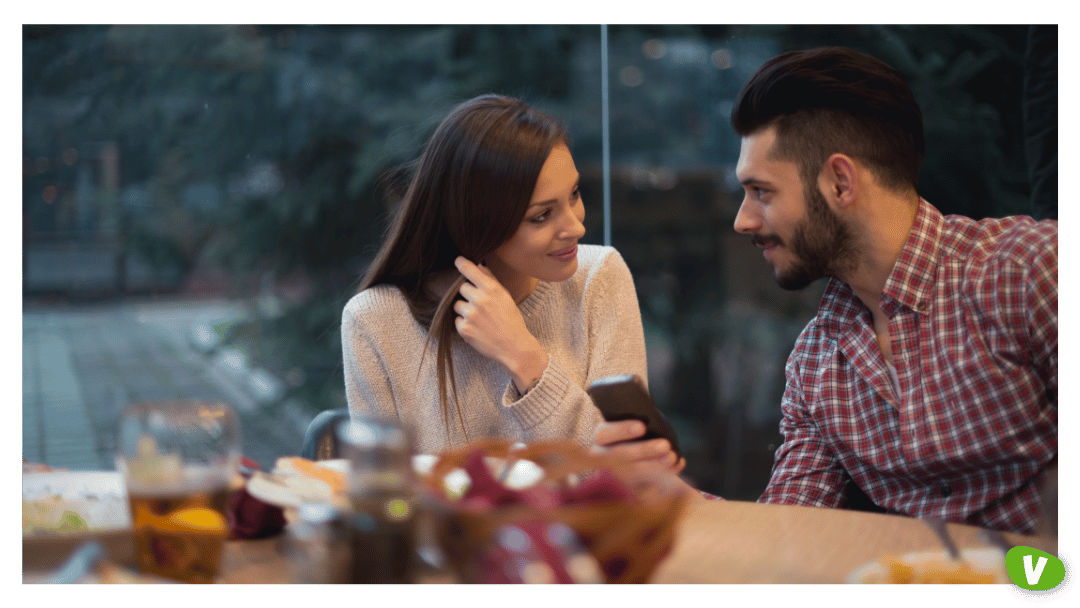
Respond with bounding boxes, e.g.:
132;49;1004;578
453;449;642;583
227;457;286;540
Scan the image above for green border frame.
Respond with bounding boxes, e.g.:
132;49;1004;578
10;4;1071;608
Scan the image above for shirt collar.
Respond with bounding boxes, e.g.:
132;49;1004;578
880;198;942;317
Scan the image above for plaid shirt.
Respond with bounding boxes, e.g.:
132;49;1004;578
757;200;1057;534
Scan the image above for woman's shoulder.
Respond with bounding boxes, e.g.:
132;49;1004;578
345;283;406;310
576;244;629;275
520;245;634;317
574;244;633;287
534;245;631;308
342;284;412;332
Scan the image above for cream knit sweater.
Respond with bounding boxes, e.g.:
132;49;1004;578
341;245;648;455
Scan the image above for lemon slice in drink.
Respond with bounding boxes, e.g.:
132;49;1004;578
166;507;227;533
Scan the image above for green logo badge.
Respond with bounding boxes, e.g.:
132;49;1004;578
1005;546;1066;591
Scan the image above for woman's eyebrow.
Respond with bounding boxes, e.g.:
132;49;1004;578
528;178;580;208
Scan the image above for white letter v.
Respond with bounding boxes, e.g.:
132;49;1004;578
1024;554;1048;585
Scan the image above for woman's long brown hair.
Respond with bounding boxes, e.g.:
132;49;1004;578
358;94;568;442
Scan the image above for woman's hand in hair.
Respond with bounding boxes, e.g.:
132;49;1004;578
453;256;549;394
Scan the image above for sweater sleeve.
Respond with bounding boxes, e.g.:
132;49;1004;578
341;295;400;424
501;249;649;447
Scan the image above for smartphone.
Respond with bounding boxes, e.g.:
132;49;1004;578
587;374;682;459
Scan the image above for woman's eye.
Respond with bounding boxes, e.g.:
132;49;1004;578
530;211;550;223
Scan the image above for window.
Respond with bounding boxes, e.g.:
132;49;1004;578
24;25;1052;499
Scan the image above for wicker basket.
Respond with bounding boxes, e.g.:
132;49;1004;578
417;439;689;584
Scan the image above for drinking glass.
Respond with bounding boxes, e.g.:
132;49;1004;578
116;401;241;583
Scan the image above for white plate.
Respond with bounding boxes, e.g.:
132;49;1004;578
23;471;132;533
847;547;1007;583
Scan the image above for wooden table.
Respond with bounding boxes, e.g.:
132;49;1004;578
650;500;1057;583
215;499;1056;584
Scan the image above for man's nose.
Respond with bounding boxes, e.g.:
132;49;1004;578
733;199;759;235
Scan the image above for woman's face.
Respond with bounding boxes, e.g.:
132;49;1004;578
486;143;586;300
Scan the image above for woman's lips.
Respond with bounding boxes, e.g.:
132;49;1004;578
549;245;577;261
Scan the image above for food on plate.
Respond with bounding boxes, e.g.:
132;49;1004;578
274;457;346;495
245;457;350;509
23;497;90;534
879;555;998;583
22;475;131;536
849;549;1006;583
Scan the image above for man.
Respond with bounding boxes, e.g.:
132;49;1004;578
725;46;1057;534
595;46;1056;532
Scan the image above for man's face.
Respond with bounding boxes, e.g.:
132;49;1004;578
733;127;858;290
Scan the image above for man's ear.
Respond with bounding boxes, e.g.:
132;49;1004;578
823;154;858;209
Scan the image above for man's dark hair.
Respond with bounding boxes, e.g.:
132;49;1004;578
731;46;925;194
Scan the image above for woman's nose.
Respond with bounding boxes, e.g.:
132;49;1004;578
562;205;586;239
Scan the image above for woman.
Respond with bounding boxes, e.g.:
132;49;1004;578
342;94;678;468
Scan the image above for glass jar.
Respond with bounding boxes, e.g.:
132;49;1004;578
286;501;349;584
336;417;416;583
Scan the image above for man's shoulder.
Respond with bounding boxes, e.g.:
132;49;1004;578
939;214;1057;267
785;310;833;368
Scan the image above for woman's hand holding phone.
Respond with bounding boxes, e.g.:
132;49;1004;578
594;420;686;475
453;256;548;394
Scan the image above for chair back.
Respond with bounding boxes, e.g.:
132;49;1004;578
300;408;350;460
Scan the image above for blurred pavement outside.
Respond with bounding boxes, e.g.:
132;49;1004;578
22;298;313;472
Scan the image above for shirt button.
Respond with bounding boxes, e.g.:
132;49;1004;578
940;482;952;498
916;301;928;312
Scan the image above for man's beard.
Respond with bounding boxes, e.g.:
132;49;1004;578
756;185;859;291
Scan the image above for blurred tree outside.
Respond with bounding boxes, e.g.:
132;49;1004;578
23;25;1055;498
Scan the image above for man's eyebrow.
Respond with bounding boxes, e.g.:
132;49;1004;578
739;176;773;188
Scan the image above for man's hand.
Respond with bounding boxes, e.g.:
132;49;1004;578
593;419;686;475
